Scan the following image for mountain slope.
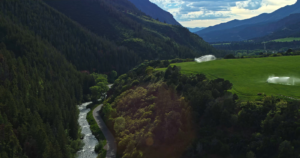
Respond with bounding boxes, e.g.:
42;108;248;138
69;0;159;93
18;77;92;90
2;0;142;75
199;13;300;42
128;0;181;26
188;27;205;33
44;0;223;59
0;9;94;158
197;0;300;41
255;18;300;42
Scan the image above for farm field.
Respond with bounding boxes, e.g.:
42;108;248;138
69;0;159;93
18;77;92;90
157;56;300;100
271;37;300;42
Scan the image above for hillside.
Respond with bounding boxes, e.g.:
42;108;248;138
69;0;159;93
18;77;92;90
128;0;181;26
0;10;95;158
198;13;300;42
197;0;300;42
255;19;300;42
43;0;223;59
101;59;300;158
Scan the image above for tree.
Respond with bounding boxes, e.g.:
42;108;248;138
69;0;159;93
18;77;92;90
90;82;109;103
278;140;294;158
114;117;125;134
286;48;293;55
109;70;118;83
246;151;256;158
224;54;236;59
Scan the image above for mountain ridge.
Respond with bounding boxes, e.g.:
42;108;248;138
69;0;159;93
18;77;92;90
198;13;300;42
197;0;300;41
128;0;181;26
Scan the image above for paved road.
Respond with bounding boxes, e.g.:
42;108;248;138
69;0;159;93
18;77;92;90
93;84;116;158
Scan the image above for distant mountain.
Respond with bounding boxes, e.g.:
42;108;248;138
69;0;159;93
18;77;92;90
198;13;300;42
128;0;181;26
255;17;300;42
188;27;205;33
197;0;300;42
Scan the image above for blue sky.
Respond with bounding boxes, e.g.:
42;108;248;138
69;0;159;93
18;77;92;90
149;0;297;27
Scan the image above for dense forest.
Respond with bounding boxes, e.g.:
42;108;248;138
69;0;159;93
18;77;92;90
0;14;97;158
0;0;225;76
101;60;300;158
44;0;221;58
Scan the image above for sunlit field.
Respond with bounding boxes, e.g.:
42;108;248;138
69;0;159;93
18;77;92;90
271;37;300;42
157;56;300;100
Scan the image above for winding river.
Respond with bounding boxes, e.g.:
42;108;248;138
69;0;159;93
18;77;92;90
76;102;98;158
76;84;115;158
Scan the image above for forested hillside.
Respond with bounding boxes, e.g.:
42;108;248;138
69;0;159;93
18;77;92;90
101;60;300;158
0;0;141;75
1;0;222;75
44;0;223;59
0;13;95;158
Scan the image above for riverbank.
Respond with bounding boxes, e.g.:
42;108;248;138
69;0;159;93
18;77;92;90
86;102;107;158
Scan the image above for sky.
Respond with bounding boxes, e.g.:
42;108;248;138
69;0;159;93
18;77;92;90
149;0;297;28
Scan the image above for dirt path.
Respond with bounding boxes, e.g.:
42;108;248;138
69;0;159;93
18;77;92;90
92;84;116;158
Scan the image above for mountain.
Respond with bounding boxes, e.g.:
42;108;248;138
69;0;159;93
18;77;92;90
188;27;206;33
255;17;300;42
0;1;96;157
198;13;300;42
197;0;300;42
128;0;181;26
44;0;224;60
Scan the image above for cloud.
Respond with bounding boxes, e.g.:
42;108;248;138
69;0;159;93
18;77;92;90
236;0;263;10
149;0;297;27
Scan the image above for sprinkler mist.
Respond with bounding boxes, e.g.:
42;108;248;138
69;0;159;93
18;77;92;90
267;76;300;86
195;55;216;63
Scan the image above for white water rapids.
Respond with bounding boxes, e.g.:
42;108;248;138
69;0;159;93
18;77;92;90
76;102;98;158
267;76;300;86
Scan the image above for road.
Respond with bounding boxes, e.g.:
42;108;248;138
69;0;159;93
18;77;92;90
92;84;117;158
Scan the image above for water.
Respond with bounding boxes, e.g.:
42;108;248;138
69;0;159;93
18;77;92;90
76;102;98;158
267;76;300;86
195;55;216;63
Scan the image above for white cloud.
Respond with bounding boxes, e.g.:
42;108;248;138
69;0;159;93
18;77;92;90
149;0;297;27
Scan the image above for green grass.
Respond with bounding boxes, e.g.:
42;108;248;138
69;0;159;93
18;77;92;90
86;103;107;157
157;56;300;100
211;43;231;46
271;37;300;42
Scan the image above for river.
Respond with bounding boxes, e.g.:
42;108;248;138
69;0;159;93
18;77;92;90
76;102;98;158
76;84;113;158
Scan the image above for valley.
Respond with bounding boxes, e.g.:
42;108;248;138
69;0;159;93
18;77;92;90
1;0;300;158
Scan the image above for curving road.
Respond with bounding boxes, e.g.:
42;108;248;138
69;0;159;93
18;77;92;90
92;84;117;158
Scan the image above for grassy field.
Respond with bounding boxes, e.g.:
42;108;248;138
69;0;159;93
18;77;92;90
157;56;300;100
211;43;231;46
271;37;300;42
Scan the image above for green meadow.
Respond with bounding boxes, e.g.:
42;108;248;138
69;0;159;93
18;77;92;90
157;56;300;100
271;37;300;42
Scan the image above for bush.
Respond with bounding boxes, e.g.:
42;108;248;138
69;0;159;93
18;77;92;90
224;54;236;59
95;141;105;153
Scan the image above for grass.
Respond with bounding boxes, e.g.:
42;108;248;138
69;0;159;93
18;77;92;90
211;43;231;46
157;56;300;100
86;102;107;157
271;37;300;42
